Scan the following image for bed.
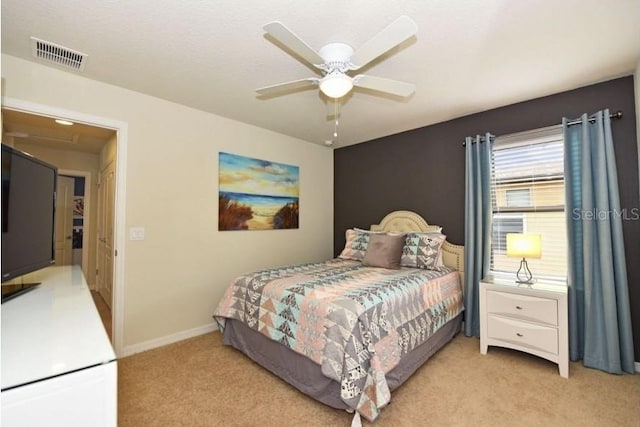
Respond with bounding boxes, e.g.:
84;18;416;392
214;210;465;422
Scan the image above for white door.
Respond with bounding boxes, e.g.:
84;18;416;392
54;176;74;266
97;161;115;309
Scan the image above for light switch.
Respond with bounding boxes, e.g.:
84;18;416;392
129;227;145;241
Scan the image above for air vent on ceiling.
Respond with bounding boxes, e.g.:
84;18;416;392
30;37;88;71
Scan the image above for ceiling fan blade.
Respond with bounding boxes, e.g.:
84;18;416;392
352;75;415;97
263;22;324;66
350;16;418;70
256;78;319;96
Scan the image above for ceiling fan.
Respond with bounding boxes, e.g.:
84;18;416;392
256;16;418;99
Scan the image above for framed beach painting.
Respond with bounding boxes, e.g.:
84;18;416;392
218;152;299;230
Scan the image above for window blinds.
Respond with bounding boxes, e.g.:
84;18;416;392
490;126;567;279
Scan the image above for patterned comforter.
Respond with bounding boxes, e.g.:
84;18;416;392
214;258;463;421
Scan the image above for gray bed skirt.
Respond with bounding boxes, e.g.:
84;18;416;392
222;313;463;410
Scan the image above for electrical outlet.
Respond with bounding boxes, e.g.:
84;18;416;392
129;227;145;241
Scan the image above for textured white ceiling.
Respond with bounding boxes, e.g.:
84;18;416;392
2;0;639;148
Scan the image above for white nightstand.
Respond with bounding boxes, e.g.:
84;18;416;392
479;276;569;378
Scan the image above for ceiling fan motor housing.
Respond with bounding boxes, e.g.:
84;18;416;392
318;43;354;73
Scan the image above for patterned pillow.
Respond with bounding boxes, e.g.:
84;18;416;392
401;232;446;270
338;229;373;261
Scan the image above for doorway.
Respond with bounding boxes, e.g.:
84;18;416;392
1;100;127;355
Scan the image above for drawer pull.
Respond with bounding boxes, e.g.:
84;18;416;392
515;306;523;310
516;333;524;337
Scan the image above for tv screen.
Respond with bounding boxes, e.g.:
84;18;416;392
1;144;57;285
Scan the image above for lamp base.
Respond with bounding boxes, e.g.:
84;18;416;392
515;258;535;284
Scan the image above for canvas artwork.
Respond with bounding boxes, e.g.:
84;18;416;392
73;197;84;218
219;152;299;230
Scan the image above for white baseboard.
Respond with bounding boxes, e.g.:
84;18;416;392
121;322;218;357
635;362;640;373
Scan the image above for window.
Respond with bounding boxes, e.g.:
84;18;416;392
492;214;524;252
490;126;567;279
506;189;531;207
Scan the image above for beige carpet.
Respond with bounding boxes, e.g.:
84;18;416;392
118;331;639;426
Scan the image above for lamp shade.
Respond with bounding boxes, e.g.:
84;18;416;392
506;233;541;259
319;73;353;98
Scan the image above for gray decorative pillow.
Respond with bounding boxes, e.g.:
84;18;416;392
401;232;446;270
362;233;405;269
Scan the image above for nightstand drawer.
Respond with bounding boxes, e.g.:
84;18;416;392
487;315;558;354
487;290;558;326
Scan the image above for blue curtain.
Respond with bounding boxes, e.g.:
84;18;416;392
563;110;635;374
463;134;493;337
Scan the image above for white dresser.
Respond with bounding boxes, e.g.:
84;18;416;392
479;276;569;378
1;266;117;426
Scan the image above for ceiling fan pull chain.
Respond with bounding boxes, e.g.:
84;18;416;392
333;100;340;139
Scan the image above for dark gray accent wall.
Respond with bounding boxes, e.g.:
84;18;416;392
334;76;639;362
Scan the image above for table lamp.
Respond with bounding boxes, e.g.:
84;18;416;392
506;233;541;284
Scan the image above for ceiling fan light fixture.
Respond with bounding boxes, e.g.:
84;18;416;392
319;73;353;98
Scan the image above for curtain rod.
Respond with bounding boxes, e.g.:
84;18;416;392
461;134;493;146
462;110;623;146
564;109;623;127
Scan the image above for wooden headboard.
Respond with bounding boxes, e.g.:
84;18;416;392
370;210;465;281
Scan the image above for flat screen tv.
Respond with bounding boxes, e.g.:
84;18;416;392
1;144;57;302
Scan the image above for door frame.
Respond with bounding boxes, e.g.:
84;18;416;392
2;97;128;356
58;169;92;276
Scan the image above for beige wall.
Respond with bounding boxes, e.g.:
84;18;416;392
1;54;334;352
